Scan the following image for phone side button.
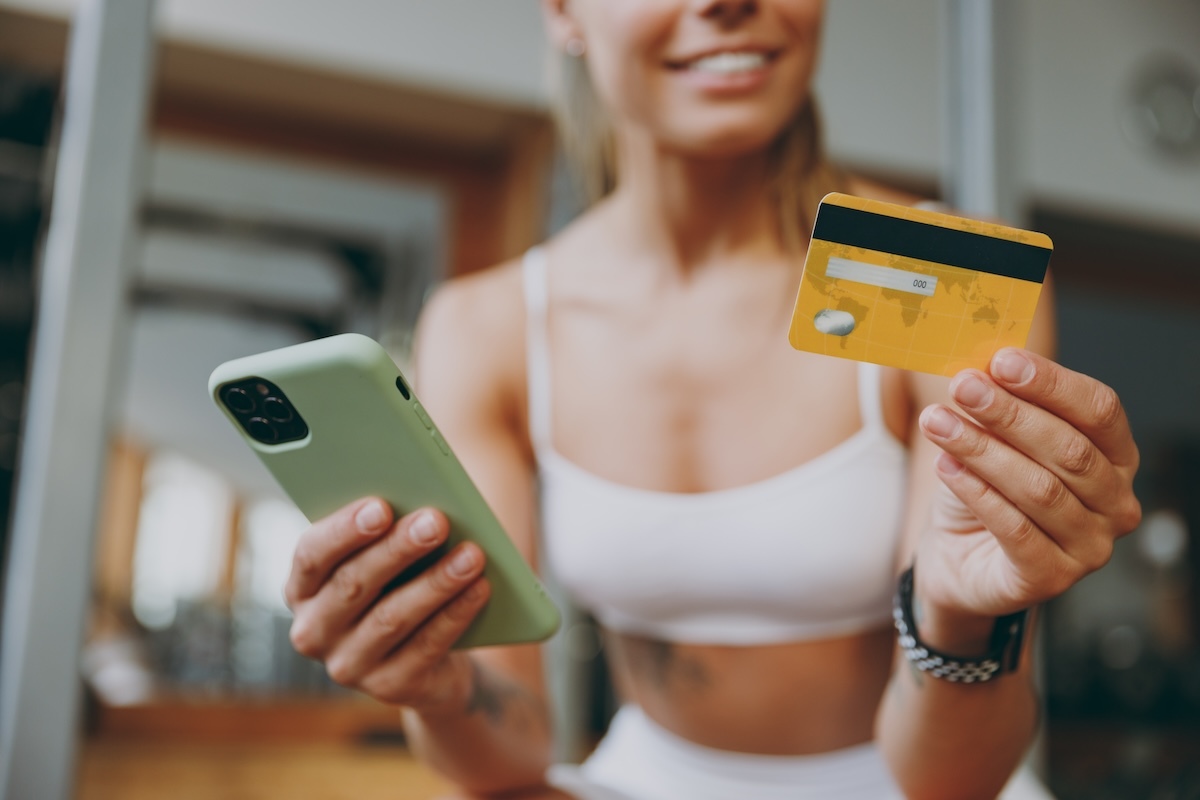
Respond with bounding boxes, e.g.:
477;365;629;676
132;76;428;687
431;430;450;456
413;402;435;430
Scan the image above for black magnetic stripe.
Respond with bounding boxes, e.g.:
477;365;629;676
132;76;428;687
813;204;1051;283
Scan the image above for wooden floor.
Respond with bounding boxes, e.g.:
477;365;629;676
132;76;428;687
77;739;453;800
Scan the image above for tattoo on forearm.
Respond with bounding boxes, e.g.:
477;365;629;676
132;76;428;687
465;660;544;733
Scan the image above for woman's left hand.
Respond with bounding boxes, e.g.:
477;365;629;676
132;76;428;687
913;347;1141;624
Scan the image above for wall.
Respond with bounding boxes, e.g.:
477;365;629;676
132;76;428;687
817;0;1200;236
5;0;1195;234
0;0;548;108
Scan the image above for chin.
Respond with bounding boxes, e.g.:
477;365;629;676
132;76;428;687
658;114;795;160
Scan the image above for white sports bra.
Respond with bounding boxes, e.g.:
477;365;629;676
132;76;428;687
525;248;909;645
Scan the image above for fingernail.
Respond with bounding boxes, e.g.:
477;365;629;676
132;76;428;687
448;545;480;578
952;373;993;410
992;349;1034;385
937;451;965;475
355;501;388;534
409;510;442;546
921;406;962;439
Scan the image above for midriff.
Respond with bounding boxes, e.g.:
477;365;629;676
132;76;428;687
606;627;895;755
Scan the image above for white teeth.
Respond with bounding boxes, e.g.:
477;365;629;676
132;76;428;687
688;51;767;75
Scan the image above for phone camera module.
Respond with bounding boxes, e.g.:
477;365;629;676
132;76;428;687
220;376;309;445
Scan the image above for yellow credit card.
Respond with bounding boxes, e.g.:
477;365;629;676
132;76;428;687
788;193;1053;377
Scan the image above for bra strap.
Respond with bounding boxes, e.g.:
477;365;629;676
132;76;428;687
856;361;887;432
522;247;553;453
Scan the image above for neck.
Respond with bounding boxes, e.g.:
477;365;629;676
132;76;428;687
607;128;782;274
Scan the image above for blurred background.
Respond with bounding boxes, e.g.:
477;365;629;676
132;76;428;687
0;1;1197;799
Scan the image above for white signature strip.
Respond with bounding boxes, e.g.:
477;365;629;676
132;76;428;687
825;256;938;297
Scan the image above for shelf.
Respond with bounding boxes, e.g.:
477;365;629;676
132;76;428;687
78;738;451;800
91;695;406;743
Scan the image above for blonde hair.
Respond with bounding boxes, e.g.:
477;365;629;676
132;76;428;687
549;50;848;253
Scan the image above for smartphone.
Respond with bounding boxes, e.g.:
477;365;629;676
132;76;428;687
208;333;560;648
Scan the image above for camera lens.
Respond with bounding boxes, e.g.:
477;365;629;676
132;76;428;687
262;397;294;423
224;387;256;414
247;417;278;443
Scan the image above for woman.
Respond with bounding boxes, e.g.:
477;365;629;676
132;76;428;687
282;1;1141;797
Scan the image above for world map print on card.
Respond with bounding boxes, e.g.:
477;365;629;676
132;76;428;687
789;193;1053;377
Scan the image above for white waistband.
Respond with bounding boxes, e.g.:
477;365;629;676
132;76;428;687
548;705;1054;800
550;705;903;800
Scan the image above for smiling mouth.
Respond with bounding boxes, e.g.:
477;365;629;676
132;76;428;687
667;50;778;75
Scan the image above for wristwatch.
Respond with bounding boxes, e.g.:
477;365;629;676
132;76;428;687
893;565;1029;683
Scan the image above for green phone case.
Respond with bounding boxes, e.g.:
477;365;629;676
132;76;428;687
208;333;560;648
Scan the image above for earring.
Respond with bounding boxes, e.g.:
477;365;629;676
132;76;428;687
565;37;587;58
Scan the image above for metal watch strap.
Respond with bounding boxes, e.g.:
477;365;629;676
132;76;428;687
893;565;1028;684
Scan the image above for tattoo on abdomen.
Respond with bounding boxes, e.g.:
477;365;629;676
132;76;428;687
627;637;710;691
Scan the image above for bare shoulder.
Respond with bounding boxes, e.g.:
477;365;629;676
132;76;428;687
412;258;528;407
412;202;611;423
418;260;526;346
415;199;611;360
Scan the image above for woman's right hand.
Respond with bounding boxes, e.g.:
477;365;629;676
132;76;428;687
284;497;491;714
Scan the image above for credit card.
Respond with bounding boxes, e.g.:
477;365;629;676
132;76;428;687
788;193;1052;377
